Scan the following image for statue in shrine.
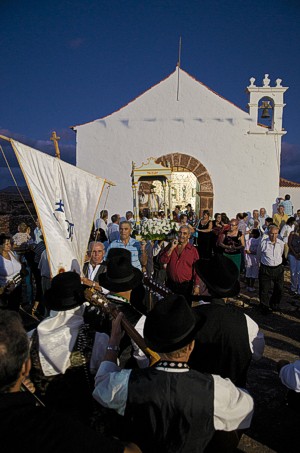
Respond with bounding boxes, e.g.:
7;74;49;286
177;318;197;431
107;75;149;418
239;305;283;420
148;185;161;213
139;190;149;206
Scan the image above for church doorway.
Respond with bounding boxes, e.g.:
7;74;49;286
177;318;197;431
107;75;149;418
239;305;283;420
155;153;214;216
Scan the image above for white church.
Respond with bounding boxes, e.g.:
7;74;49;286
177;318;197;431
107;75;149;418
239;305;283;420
73;67;288;219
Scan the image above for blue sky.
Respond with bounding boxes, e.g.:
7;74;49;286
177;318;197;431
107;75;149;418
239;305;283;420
1;0;300;189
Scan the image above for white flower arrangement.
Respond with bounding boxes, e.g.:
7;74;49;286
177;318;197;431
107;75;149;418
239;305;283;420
140;219;179;240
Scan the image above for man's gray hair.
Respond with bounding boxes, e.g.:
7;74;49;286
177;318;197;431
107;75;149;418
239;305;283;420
88;241;104;252
120;220;132;229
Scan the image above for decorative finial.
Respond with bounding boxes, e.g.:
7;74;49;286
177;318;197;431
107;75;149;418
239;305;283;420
263;74;270;87
276;78;282;87
249;77;256;87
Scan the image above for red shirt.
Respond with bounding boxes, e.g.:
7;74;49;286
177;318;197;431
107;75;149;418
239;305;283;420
160;243;200;285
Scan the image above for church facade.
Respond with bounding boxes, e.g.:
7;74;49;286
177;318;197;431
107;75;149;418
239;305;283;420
74;68;287;218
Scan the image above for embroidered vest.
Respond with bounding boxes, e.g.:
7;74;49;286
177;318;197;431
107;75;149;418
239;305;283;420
125;367;215;453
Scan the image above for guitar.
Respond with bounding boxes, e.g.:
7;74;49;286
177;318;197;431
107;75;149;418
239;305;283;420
142;272;173;299
0;273;22;296
84;288;160;366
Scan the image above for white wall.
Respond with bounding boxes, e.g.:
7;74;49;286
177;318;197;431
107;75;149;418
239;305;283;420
75;68;282;218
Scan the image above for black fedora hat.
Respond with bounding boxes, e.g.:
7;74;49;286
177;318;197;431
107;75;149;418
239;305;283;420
45;271;86;311
195;254;240;298
144;294;204;353
99;249;143;292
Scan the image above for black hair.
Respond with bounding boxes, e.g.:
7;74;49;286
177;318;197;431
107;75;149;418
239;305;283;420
0;233;11;246
285;194;290;200
111;214;119;223
251;229;260;239
100;210;108;219
286;217;296;227
0;311;29;393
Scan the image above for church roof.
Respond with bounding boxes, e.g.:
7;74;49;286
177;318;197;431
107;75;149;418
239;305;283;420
280;177;300;188
72;67;246;129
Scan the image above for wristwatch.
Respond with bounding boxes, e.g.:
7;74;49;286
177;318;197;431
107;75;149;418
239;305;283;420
106;345;120;352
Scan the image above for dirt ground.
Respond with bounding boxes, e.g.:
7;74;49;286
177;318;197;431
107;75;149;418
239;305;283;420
228;269;300;453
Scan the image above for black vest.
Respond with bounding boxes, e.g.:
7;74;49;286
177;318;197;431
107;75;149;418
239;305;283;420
189;300;252;387
125;368;215;453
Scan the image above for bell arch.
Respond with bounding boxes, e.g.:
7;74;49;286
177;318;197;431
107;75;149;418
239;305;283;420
155;153;214;216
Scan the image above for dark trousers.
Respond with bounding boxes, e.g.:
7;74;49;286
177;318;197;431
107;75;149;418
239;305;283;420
166;279;193;305
259;263;284;308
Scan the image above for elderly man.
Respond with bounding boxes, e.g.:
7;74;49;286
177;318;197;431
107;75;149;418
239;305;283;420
258;207;268;232
93;295;254;453
248;210;260;230
0;310;140;453
105;221;147;271
273;205;289;230
82;241;106;291
257;225;284;314
159;225;200;302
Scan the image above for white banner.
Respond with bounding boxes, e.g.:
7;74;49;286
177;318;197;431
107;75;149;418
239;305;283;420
12;140;105;276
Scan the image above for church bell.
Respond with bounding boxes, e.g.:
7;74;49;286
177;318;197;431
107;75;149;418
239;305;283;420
260;101;272;119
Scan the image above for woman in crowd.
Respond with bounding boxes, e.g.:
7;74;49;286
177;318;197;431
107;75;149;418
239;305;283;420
280;217;295;264
0;233;22;311
196;209;212;259
12;222;32;248
287;222;300;297
218;219;245;273
211;212;224;254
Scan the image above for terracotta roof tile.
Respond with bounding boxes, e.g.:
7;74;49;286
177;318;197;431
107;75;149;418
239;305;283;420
280;177;300;188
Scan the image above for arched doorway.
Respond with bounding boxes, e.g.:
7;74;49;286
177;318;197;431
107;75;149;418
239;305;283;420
155;153;214;216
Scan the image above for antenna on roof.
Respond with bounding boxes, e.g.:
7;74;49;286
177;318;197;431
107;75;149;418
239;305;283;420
176;36;182;101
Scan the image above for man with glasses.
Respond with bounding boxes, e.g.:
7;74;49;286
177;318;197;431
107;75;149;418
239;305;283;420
160;225;200;303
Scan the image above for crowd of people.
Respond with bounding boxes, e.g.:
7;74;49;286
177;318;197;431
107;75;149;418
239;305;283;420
0;194;300;452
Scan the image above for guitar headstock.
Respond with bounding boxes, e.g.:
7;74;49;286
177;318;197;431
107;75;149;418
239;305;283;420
84;288;111;314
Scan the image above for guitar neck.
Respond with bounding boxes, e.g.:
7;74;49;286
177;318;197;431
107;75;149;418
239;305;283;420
84;289;160;366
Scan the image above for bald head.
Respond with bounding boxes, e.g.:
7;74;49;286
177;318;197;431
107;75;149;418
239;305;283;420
269;226;279;244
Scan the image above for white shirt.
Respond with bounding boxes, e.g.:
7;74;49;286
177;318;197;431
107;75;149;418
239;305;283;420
88;263;100;280
0;252;22;285
257;238;284;266
93;361;254;431
279;360;300;392
95;218;108;233
280;224;294;244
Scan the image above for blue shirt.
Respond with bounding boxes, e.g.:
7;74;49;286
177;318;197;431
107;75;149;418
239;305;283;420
105;238;142;270
281;200;293;216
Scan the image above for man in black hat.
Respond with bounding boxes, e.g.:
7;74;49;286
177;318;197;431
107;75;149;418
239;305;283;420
0;310;141;453
93;294;254;453
190;254;265;387
98;249;147;365
29;271;111;421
